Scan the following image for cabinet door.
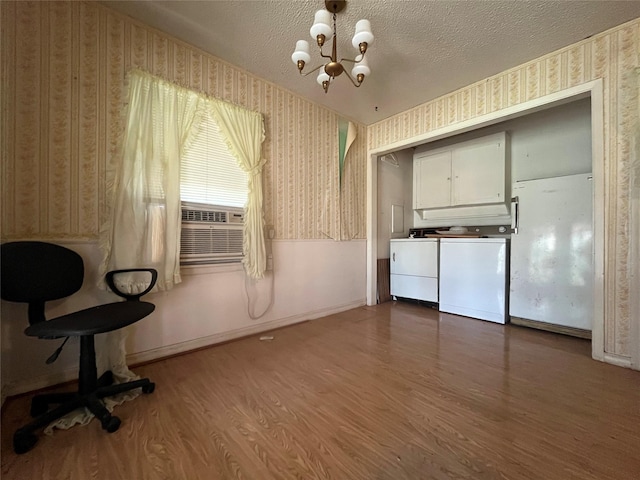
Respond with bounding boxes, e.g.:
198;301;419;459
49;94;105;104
451;140;505;206
414;151;451;209
390;241;438;277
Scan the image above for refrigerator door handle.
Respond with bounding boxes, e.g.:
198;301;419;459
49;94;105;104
392;252;396;262
511;196;519;234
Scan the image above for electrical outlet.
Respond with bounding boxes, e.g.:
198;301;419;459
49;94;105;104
266;225;275;239
266;254;274;271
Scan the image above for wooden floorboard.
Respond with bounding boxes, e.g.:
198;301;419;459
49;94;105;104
2;302;639;479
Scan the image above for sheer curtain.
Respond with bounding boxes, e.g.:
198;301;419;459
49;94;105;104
209;101;267;279
43;70;208;434
102;69;267;284
100;70;206;290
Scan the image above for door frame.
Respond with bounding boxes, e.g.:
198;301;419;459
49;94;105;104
365;79;605;362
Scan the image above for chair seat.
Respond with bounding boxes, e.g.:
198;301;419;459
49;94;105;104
25;302;155;337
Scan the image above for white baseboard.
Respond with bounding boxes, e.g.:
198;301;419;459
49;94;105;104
3;299;366;398
603;352;633;369
127;299;365;365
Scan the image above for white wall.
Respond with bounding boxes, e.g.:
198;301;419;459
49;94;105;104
376;150;413;259
1;240;366;396
409;98;592;228
510;99;592;181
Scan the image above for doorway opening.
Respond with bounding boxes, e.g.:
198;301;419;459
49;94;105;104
365;80;605;361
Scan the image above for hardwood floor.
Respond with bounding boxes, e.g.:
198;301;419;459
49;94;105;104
2;302;639;479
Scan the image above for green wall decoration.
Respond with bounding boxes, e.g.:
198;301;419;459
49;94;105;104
338;118;357;189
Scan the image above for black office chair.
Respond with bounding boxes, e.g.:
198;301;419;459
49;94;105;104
0;241;158;454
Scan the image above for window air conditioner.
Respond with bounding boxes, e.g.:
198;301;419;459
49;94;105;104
180;203;244;265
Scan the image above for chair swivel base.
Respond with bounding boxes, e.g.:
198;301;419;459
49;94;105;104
0;243;160;455
13;370;155;454
14;307;158;455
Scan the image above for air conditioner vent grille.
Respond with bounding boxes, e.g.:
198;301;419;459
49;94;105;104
182;209;227;223
181;226;242;255
180;205;244;265
180;224;243;265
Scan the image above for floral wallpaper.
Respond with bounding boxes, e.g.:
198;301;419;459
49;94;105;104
0;1;367;243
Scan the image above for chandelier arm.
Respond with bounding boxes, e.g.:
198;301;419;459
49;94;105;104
342;69;362;88
319;47;333;60
338;57;358;64
299;63;326;77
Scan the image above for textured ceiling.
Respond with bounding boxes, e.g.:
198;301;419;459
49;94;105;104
102;1;640;125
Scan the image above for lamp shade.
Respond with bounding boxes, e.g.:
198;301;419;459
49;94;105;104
351;54;370;77
310;10;333;40
352;19;374;48
291;40;311;65
317;69;331;85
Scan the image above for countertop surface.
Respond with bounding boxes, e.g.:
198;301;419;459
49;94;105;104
390;237;438;242
439;237;509;243
423;234;482;238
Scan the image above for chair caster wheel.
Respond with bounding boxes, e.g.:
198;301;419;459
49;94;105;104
101;415;121;433
13;430;38;454
142;382;155;394
30;398;49;417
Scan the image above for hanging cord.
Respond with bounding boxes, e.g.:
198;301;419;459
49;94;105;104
244;268;275;320
244;230;276;319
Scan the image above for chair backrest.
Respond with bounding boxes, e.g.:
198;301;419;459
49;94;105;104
1;241;84;324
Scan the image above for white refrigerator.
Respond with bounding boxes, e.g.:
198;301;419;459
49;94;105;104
510;173;593;330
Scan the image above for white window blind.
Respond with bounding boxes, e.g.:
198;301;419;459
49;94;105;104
180;113;248;208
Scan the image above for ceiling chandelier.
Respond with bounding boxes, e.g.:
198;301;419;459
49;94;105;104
291;0;374;93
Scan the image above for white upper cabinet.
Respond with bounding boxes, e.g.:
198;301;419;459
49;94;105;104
414;151;451;209
451;138;506;206
413;132;508;212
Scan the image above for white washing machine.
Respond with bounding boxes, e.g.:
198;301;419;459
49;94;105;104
439;238;509;324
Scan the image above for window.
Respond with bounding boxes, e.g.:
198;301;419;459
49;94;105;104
179;113;248;265
106;70;266;288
